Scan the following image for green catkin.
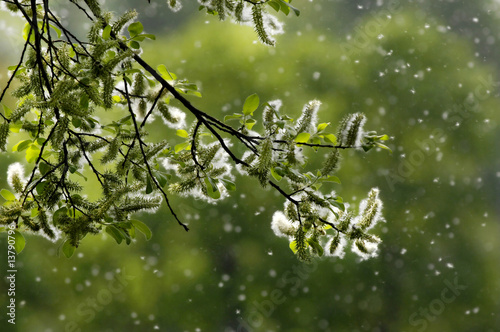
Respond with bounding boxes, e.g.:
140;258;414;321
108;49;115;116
321;149;340;176
235;1;244;22
215;0;226;20
252;5;275;46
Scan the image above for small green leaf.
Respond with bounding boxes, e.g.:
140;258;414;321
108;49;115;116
49;24;62;38
106;225;123;244
295;132;310;144
176;129;189;138
127;22;144;37
14;231;25;254
324;175;341;184
268;0;280;12
157;64;176;81
224;113;243;122
102;25;111;40
1;189;16;201
204;177;221;199
22;23;34;42
289;240;298;254
174;142;190;153
129;40;141;49
279;0;300;16
307;239;324;256
317;122;330;132
141;33;156;40
2;104;13;117
146;176;153;194
323;134;337;144
131;219;152;240
53;207;68;225
62;239;75;258
375;142;392;152
271;167;282;181
379;134;389;141
13;139;32;152
25;145;40;163
219;178;236;191
243;93;259;115
244;118;257;130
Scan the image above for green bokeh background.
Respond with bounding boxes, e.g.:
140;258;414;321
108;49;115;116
1;1;499;331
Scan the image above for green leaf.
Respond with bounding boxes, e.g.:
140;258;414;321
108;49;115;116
73;170;88;181
323;134;337;144
22;23;34;42
62;239;75;258
307;238;324;256
129;40;141;49
13;139;32;152
244;118;257;130
127;22;144;37
324;175;341;184
102;25;111;40
176;129;189;138
146;176;153;194
271;167;282;181
140;33;156;40
268;0;281;12
317;122;330;132
53;207;68;225
243;93;259;115
106;225;123;244
157;64;176;81
279;0;300;16
219;178;236;191
49;23;62;38
39;162;50;175
289;240;298;254
379;134;389;141
13;231;25;254
174;142;190;153
295;132;310;143
1;189;16;201
375;142;392;152
224;113;243;122
204;177;221;199
2;104;13;117
131;219;152;240
25;145;40;163
36;181;46;196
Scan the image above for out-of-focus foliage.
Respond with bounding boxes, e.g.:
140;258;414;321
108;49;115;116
0;1;499;331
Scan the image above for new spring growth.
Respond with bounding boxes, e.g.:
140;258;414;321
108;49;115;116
271;211;298;237
357;188;383;231
338;113;366;147
7;162;26;193
295;100;321;134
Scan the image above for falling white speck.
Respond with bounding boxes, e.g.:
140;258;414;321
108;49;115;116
313;72;320;80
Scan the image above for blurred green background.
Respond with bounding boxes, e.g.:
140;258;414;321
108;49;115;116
1;1;499;331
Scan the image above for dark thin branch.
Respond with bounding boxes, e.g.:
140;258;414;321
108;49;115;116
0;28;32;121
191;120;205;170
123;75;189;231
140;87;165;128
